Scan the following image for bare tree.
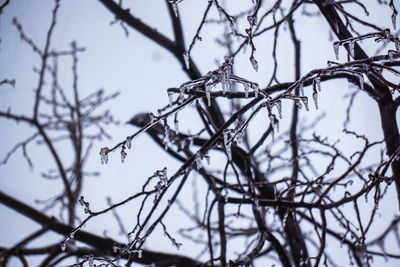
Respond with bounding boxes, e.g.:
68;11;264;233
1;0;400;266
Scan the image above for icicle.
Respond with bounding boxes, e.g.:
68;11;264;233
121;149;127;163
204;154;210;165
250;56;258;72
195;151;202;170
295;99;302;110
244;83;249;98
221;79;227;94
223;189;229;202
223;129;232;161
333;42;340;60
299;82;304;96
274;117;279;132
355;244;368;267
358;74;364;90
100;147;110;165
229;21;236;35
205;83;211;107
172;3;178;17
349;40;355;58
61;242;66;251
252;84;259;97
88;255;94;267
388;50;395;62
164;125;171;148
149;112;156;123
247;15;255;27
174;113;179;132
183;51;190;69
168;91;173;107
315;76;321;92
275;100;282;119
383;28;391;40
396;40;400;53
393;13;397;30
312;91;318;110
301;97;309;111
126;136;132;149
282;212;289;227
268;111;274;123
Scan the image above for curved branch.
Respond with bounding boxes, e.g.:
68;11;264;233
0;191;204;267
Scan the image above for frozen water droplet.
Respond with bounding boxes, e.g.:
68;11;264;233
244;83;249;98
275;100;282;119
126;136;132;149
70;231;75;240
250;56;258;72
61;242;66;251
121;149;127;163
168;91;173;107
301;97;309;111
315;76;321;92
349;40;355;57
100;147;110;165
299;82;304;96
359;74;364;90
195;151;202;170
312;91;318;110
333;42;340;60
183;51;190;69
205;83;211;107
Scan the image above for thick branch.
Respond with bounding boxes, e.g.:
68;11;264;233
0;191;204;267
